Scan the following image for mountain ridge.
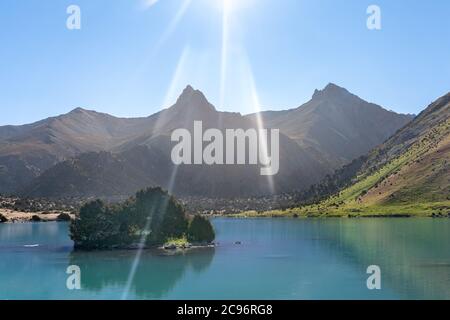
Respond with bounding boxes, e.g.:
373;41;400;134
0;84;414;198
245;83;414;169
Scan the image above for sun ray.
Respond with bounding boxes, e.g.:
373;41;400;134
244;59;276;194
121;162;182;300
121;210;153;300
121;44;192;300
147;46;190;139
122;1;266;299
114;0;192;110
142;0;159;9
163;47;190;108
121;148;182;300
219;1;229;111
153;0;192;54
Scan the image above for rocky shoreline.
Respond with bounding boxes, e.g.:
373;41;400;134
160;242;216;251
0;209;74;223
71;241;217;253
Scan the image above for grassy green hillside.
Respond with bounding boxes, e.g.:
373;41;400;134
240;92;450;218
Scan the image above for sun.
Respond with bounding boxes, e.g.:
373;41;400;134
217;0;254;13
222;0;234;12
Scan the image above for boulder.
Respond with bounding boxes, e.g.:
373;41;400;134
31;215;42;222
57;213;72;221
0;213;8;223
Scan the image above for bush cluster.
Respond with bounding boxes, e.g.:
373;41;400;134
70;187;215;249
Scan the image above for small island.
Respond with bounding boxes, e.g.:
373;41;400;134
70;187;215;250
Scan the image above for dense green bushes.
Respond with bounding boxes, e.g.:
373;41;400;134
188;215;215;243
70;187;215;250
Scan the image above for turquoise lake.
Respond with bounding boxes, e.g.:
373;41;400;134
0;218;449;300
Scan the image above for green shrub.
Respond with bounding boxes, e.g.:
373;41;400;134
187;215;215;244
135;188;188;245
70;200;121;249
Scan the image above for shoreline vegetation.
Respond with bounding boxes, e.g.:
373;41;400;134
232;202;450;218
2;200;450;223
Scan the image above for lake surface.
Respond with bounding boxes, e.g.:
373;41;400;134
0;218;449;300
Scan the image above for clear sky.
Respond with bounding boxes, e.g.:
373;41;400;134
0;0;449;125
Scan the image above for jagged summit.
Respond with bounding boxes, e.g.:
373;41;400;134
312;83;356;101
66;107;102;117
68;107;88;113
173;85;216;113
181;85;195;95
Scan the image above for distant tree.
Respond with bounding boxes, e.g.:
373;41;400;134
135;188;188;245
70;200;122;249
187;215;215;244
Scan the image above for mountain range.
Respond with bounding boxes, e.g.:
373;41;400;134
283;90;450;216
0;84;413;198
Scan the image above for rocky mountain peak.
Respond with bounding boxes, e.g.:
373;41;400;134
312;83;355;101
173;85;216;113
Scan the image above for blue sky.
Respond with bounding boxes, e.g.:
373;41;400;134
0;0;449;125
